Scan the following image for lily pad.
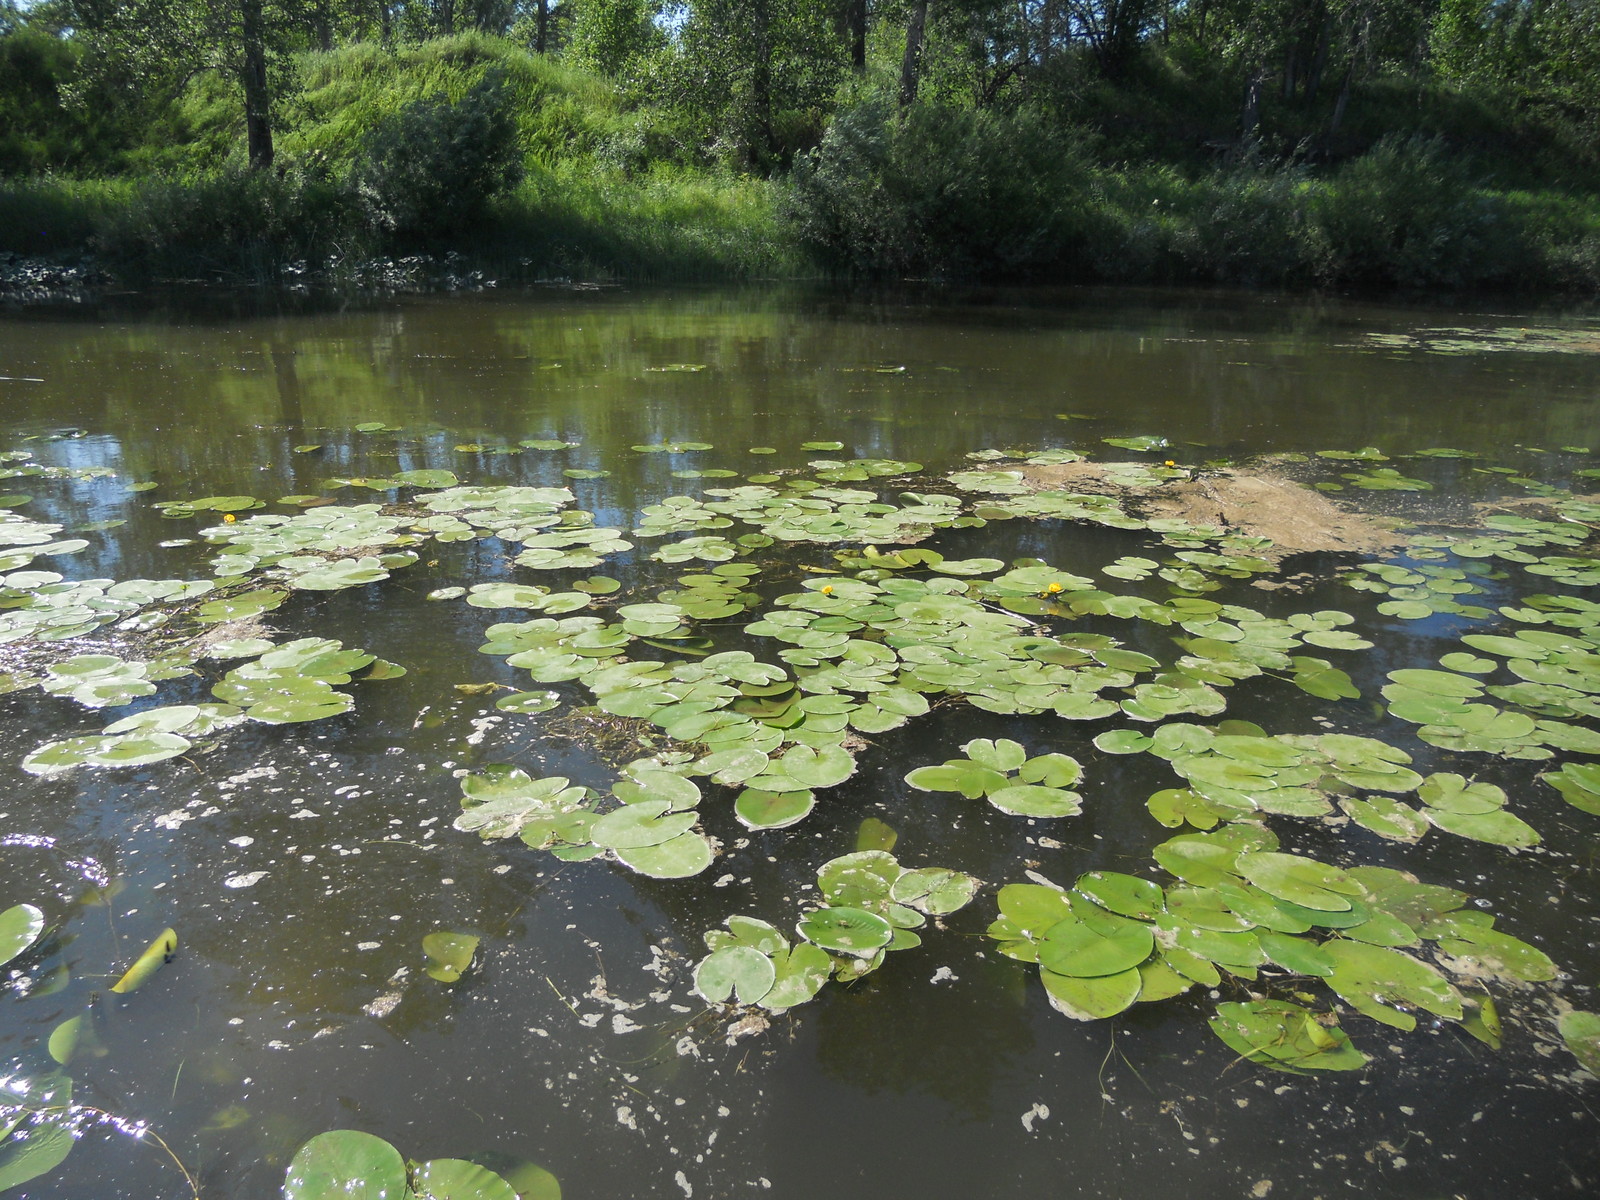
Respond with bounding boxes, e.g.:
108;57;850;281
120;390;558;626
797;906;893;957
411;1160;519;1200
694;945;776;1006
1237;852;1364;912
614;831;714;878
283;1130;407;1200
0;902;45;967
1040;966;1143;1019
1209;1000;1367;1073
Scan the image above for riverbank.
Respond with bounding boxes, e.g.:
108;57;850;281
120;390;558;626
3;28;1599;296
4;157;1598;297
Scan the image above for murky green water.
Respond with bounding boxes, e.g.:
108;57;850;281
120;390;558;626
2;285;1599;1200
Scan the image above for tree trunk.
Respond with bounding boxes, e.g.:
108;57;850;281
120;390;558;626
535;0;549;53
750;0;775;166
1328;62;1353;138
240;0;274;170
314;1;332;52
1306;16;1330;101
378;0;391;44
848;0;866;72
1240;65;1265;137
899;0;929;107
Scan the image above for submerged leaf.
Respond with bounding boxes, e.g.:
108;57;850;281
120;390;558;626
422;931;480;983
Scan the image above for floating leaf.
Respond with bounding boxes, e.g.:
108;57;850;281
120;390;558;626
283;1130;407;1200
0;902;45;967
695;945;776;1006
797;906;893;957
411;1159;519;1200
1237;852;1364;912
1038;914;1154;978
1209;1001;1367;1073
591;801;698;849
0;1115;75;1192
1040;966;1142;1019
614;832;714;878
734;788;815;830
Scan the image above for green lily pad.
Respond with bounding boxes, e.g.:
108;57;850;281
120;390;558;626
1209;1001;1367;1073
283;1130;407;1200
694;945;777;1006
890;868;979;915
591;801;699;849
962;737;1028;772
0;902;45;968
411;1160;519;1200
1237;852;1365;912
797;906;893;957
1322;940;1462;1030
614;831;714;878
0;1115;75;1193
1038;913;1155;977
762;943;833;1010
734;788;815;830
1075;872;1165;920
987;784;1082;817
1040;966;1143;1019
1424;807;1541;847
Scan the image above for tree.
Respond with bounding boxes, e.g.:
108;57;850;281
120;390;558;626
662;0;846;168
60;0;317;169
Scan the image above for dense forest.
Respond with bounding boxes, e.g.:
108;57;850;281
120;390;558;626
2;0;1598;289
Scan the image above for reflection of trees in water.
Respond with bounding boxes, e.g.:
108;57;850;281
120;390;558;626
809;952;1032;1121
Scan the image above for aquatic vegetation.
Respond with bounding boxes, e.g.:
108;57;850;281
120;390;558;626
4;417;1600;1197
0;905;187;1194
284;1130;555;1200
693;851;979;1011
0;903;44;968
422;932;480;983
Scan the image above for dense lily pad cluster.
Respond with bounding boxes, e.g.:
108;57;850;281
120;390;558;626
692;851;979;1011
5;427;1600;1129
22;637;402;774
988;837;1547;1053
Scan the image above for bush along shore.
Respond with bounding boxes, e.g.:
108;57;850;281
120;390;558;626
1;7;1599;295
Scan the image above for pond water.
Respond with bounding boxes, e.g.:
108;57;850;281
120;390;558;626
1;284;1598;1200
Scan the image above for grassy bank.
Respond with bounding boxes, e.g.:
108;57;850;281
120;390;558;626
1;33;1597;293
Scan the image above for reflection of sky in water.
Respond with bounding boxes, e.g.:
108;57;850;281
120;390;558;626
0;286;1597;1198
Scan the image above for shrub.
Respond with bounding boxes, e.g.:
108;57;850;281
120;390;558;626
788;96;1105;279
1310;135;1519;289
92;165;362;281
353;67;525;241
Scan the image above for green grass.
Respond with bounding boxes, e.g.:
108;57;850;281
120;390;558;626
482;163;802;281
